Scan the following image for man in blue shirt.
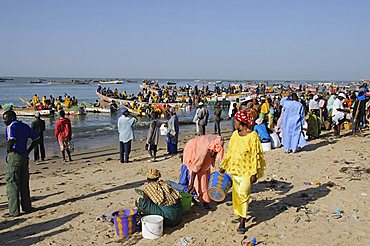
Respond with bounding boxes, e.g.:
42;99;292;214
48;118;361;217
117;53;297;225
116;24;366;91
3;110;40;217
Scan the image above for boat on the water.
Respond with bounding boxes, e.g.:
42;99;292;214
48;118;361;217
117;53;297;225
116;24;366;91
0;108;55;117
166;81;177;85
99;80;124;84
125;79;138;83
29;79;44;84
96;91;184;108
48;80;92;85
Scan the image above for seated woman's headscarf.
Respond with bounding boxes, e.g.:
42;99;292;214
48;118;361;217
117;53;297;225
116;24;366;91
142;169;182;206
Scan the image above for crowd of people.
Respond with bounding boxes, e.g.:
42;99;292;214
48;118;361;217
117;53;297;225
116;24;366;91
30;93;79;111
2;81;369;237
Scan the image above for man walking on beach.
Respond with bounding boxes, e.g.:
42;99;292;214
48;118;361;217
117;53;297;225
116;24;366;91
146;111;160;162
214;102;222;136
196;102;209;135
55;110;73;162
3;110;39;217
31;112;46;161
118;108;137;163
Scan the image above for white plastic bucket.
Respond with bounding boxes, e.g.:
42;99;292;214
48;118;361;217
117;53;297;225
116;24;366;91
160;124;168;136
262;142;272;152
141;215;164;239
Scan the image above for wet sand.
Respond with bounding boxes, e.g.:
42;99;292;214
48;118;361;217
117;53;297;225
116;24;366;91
0;125;369;245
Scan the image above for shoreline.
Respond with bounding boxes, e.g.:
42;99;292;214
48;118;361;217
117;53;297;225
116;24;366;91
0;127;369;245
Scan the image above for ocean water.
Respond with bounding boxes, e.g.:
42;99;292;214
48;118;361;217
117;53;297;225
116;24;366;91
0;77;224;163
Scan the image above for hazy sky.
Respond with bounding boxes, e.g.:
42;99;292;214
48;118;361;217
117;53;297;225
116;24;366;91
1;0;369;80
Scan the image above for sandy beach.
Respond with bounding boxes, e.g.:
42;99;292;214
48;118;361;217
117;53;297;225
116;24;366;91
0;125;369;246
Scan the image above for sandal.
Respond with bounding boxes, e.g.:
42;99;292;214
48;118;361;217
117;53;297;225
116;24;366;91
231;218;240;224
135;188;144;196
236;227;248;234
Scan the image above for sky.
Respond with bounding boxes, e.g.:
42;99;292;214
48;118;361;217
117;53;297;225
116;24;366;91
1;0;370;80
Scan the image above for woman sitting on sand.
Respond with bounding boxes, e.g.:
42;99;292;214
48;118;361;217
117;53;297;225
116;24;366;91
136;169;183;227
220;109;266;234
183;134;224;209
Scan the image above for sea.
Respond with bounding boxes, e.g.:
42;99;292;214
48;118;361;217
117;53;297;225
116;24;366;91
0;77;351;164
0;77;226;164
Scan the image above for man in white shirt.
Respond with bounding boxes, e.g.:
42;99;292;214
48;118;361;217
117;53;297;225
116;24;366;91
117;108;138;163
332;93;347;137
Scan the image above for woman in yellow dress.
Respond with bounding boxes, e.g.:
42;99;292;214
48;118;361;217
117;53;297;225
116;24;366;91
220;109;266;234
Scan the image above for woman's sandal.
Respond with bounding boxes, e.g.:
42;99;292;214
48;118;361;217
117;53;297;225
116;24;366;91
236;227;248;234
231;218;240;224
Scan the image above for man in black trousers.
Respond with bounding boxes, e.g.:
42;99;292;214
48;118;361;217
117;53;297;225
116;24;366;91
31;112;46;161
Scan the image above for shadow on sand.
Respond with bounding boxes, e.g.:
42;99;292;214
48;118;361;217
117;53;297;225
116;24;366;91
35;180;145;211
0;192;65;210
248;182;332;229
0;212;82;246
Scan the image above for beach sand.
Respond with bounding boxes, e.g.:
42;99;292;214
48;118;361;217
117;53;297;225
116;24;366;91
0;125;369;246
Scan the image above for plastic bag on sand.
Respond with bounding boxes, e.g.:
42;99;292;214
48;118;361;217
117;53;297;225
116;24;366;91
176;236;195;246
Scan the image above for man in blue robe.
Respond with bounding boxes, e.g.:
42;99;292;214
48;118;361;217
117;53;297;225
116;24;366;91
281;93;306;153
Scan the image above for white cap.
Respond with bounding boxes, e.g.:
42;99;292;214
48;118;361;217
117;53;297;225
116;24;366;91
313;95;319;100
198;102;204;106
255;118;264;125
338;93;346;98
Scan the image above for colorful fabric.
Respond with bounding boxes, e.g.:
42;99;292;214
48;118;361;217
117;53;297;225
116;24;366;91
306;112;320;139
231;175;251;218
234;110;255;127
261;102;270;115
183;135;225;202
142;180;182;206
221;131;265;178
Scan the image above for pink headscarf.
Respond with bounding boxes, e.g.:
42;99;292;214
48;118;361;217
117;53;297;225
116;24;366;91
183;135;224;173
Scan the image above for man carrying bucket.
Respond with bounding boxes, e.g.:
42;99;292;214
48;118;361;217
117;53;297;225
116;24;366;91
220;109;266;234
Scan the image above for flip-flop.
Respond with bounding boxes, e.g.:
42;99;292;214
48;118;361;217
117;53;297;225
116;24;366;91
236;227;248;234
135;188;144;196
231;218;240;224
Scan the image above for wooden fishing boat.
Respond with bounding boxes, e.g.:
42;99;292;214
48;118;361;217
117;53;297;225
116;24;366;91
96;91;183;107
125;79;138;83
48;80;92;85
166;81;177;85
99;80;123;84
29;79;43;84
0;108;54;117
